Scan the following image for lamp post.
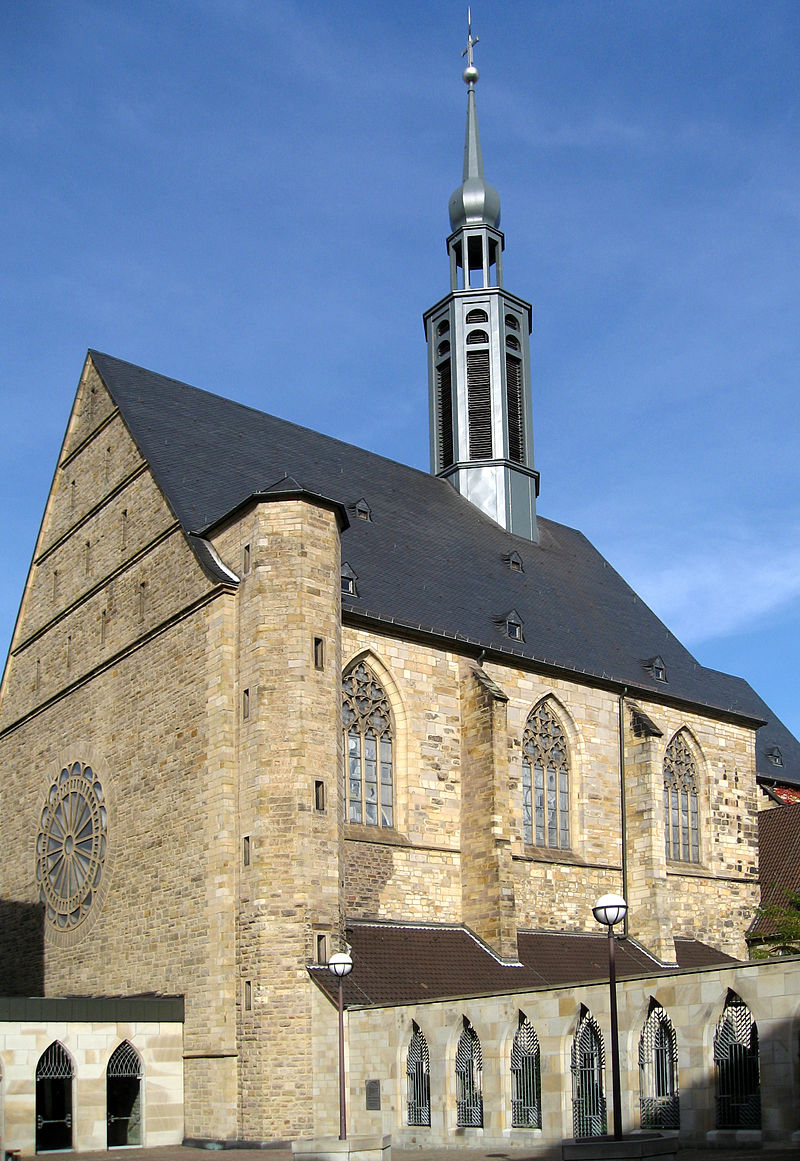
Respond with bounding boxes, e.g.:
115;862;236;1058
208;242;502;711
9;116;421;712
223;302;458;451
328;951;353;1141
592;893;628;1141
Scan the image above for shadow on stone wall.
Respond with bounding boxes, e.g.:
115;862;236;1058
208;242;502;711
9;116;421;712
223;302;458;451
0;899;44;995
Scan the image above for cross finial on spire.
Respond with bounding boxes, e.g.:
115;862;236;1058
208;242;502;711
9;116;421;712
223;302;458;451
462;8;478;70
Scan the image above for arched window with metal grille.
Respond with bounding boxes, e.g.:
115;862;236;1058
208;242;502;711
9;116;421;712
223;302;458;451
522;699;570;849
455;1018;483;1127
511;1011;542;1128
571;1009;607;1139
639;1002;679;1129
107;1040;144;1147
406;1021;431;1127
342;661;394;828
714;992;760;1129
36;1041;74;1152
663;730;700;862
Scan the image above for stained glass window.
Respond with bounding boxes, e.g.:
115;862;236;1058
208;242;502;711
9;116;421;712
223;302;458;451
663;731;699;862
342;662;394;827
522;700;569;849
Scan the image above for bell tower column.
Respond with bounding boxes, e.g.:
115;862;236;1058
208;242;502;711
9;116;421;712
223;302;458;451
424;19;539;541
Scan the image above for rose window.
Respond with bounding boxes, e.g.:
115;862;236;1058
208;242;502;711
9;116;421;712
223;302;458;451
36;762;107;930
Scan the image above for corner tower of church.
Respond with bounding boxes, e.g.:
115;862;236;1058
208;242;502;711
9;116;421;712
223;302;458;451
424;21;539;541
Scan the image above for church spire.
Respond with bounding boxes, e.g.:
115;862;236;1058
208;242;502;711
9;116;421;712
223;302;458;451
448;16;501;232
423;18;539;542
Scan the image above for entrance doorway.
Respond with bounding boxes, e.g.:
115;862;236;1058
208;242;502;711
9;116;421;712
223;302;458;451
35;1042;73;1152
107;1041;143;1147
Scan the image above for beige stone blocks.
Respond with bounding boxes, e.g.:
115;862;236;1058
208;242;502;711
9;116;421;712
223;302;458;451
329;957;800;1150
0;1019;183;1153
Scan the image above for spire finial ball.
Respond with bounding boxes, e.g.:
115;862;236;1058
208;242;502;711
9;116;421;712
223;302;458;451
463;64;479;85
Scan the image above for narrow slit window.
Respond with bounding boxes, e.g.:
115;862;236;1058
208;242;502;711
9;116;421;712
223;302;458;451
242;688;250;720
316;934;327;963
314;780;326;812
243;836;251;866
244;980;252;1011
243;543;251;574
314;637;325;670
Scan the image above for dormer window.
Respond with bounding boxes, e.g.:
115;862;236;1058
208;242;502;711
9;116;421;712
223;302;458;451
341;562;358;597
643;655;668;683
502;609;524;642
505;551;524;573
353;498;372;522
766;746;784;768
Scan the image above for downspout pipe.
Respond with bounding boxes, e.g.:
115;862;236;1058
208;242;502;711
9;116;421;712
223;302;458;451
619;688;629;938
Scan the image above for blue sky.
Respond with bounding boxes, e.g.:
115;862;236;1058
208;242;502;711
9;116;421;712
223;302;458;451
2;1;799;739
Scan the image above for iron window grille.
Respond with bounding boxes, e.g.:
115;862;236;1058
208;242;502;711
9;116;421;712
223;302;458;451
571;1010;607;1139
663;731;700;862
36;1042;74;1152
342;661;394;827
107;1041;143;1148
639;1004;679;1129
511;1012;542;1128
406;1022;431;1127
456;1019;483;1127
522;699;570;849
714;992;760;1129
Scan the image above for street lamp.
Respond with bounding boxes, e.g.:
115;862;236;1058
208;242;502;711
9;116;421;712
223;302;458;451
328;951;353;1141
592;893;628;1140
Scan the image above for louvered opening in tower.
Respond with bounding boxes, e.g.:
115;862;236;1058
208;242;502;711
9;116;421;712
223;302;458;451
437;359;454;468
506;354;524;464
467;350;492;459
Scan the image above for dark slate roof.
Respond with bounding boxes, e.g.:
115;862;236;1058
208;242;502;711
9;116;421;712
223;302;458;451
89;350;800;787
749;802;800;938
308;921;738;1007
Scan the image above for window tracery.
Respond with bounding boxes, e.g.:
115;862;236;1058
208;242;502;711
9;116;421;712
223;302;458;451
522;700;570;848
663;731;699;862
342;661;394;827
36;762;107;931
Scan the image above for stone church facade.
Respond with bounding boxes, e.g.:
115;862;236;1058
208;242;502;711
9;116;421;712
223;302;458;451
0;33;797;1153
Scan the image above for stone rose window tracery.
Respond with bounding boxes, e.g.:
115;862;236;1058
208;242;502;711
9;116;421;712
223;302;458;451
342;661;393;827
36;761;107;931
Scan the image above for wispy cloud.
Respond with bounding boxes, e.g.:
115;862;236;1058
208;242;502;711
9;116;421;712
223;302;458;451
618;535;800;646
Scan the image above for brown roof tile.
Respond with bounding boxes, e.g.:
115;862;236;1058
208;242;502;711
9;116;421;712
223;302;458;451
751;802;800;937
309;922;738;1007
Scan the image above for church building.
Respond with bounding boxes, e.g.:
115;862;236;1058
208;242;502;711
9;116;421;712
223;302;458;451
0;29;798;1154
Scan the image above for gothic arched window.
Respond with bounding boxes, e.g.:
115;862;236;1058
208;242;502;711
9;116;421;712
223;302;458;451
571;1010;606;1139
511;1011;542;1128
107;1041;144;1147
406;1022;431;1127
522;700;570;849
342;661;394;827
639;1003;679;1129
714;992;760;1129
36;1042;74;1152
455;1018;483;1127
663;731;699;862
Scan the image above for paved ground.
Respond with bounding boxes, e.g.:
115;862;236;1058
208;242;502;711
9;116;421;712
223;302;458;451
61;1143;793;1161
